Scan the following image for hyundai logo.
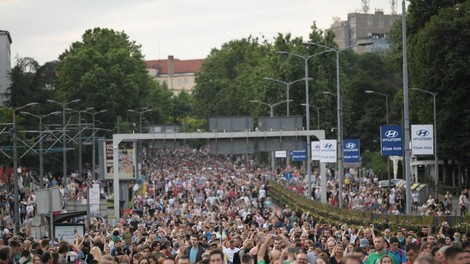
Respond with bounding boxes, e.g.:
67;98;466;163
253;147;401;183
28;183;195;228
314;145;320;150
416;129;429;137
345;143;357;149
323;143;333;149
385;130;399;138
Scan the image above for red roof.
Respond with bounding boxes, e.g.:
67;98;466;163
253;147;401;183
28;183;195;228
145;56;204;75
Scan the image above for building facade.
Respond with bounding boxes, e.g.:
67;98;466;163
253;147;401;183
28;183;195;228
0;30;12;106
329;10;400;53
145;55;203;95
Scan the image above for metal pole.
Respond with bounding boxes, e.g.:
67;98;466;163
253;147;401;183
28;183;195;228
270;106;275;170
305;58;312;200
287;84;290;117
386;95;391;188
336;51;344;208
12;111;20;235
433;94;438;190
78;111;82;178
92;113;96;179
49;188;54;239
402;0;412;215
39;117;44;188
62;104;67;180
316;107;320;130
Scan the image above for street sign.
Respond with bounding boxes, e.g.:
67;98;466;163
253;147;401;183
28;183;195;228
320;139;337;163
411;124;434;155
343;139;360;163
291;150;306;161
380;125;403;156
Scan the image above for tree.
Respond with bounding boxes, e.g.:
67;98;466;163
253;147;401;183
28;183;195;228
3;57;40;107
56;28;169;128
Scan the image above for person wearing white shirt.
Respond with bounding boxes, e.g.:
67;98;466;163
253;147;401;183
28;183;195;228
223;240;240;264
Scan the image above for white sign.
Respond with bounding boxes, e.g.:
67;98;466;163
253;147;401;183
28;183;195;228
311;141;321;161
320;139;337;163
55;225;85;243
275;151;287;158
411;124;434;155
89;184;101;205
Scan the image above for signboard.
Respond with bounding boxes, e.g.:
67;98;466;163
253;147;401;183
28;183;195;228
104;141;137;180
343;139;360;163
411;124;434;155
291;150;306;161
275;151;287;158
380;125;403;156
55;224;85;243
311;141;321;161
35;188;62;215
320;139;337;163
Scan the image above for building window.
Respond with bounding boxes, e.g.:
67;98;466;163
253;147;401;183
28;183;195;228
379;18;384;28
368;16;373;27
349;16;356;28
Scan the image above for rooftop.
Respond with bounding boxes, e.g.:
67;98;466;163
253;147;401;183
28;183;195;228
145;55;203;75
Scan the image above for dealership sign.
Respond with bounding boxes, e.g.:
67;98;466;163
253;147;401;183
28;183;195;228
311;141;321;161
380;125;403;156
343;139;360;163
411;124;434;155
320;139;337;163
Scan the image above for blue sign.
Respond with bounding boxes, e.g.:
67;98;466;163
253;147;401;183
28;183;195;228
284;172;293;181
291;150;306;161
380;125;403;156
343;139;360;163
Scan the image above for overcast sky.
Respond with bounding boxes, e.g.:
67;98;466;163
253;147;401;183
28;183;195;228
1;0;399;65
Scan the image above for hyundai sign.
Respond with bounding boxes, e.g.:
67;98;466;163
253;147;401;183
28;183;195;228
311;141;321;161
380;125;403;156
320;139;337;163
343;139;360;163
291;150;306;161
411;124;434;155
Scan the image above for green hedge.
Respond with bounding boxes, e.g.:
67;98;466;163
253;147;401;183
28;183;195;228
268;181;470;232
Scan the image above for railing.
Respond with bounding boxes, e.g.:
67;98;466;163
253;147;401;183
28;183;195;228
268;181;470;232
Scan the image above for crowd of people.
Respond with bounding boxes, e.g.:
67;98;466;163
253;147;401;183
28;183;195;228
0;145;468;264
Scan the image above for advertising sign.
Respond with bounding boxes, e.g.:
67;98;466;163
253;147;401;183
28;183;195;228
320;139;337;163
104;141;136;180
311;141;321;161
380;125;403;156
343;139;360;163
55;224;85;243
275;151;287;158
411;124;434;155
291;150;306;161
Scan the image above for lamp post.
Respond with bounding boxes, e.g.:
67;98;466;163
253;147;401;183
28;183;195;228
262;77;312;117
277;49;333;199
128;108;153;134
19;111;61;188
365;90;391;187
84;108;108;179
47;99;81;180
250;99;293;170
301;103;320;129
1;102;39;235
310;42;372;208
411;88;438;189
66;107;93;179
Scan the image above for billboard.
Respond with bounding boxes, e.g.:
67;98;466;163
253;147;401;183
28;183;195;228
343;139;360;163
380;125;403;156
320;139;337;163
411;124;434;155
104;141;136;180
311;141;321;161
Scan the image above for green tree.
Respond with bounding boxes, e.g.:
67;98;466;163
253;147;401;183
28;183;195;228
3;57;40;107
56;28;169;128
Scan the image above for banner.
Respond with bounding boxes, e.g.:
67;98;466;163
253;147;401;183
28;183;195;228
411;124;434;155
343;139;360;163
291;150;306;161
104;141;137;180
380;125;403;156
311;141;321;161
320;139;337;163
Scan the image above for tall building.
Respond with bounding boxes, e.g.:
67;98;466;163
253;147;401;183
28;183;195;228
145;55;204;95
329;10;400;53
0;30;12;106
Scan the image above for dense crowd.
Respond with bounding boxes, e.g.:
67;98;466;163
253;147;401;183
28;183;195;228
0;145;469;264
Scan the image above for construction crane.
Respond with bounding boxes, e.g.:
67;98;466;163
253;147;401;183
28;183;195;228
390;0;397;15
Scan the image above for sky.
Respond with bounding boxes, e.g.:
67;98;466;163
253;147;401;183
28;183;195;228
1;0;398;65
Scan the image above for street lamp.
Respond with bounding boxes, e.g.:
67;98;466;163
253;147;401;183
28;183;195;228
365;90;391;187
311;41;373;208
277;49;333;199
250;99;293;170
47;99;81;180
128;108;153;133
262;77;312;116
83;108;108;179
411;88;439;189
66;107;94;179
1;102;38;235
301;103;320;130
19;111;61;188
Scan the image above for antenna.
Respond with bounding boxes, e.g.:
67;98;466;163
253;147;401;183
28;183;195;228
362;0;370;13
390;0;397;15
